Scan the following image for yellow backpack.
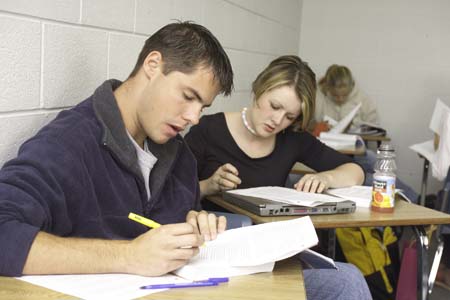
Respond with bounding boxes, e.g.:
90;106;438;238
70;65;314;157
336;227;399;300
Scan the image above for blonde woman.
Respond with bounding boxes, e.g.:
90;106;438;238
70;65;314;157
187;57;364;197
185;56;371;300
314;64;418;202
315;64;378;127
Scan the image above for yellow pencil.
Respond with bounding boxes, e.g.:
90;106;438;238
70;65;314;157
128;212;161;229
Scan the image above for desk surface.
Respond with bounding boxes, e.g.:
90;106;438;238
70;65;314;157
0;259;305;300
208;195;450;228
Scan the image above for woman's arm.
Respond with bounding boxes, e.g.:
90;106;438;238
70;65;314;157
295;162;364;193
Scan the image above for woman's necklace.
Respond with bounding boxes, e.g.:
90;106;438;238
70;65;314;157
241;107;257;136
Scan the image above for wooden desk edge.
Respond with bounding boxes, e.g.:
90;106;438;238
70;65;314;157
207;195;450;228
0;259;305;300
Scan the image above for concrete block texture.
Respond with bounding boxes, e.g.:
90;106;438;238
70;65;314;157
0;0;303;162
227;0;301;30
108;33;147;81
172;0;204;24
0;0;79;23
0;112;57;167
0;16;41;111
135;0;173;35
81;0;134;31
42;23;108;108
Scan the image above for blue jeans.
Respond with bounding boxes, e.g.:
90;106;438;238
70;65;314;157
304;262;372;300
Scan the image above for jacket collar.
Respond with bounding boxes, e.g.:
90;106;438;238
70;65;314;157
91;80;182;198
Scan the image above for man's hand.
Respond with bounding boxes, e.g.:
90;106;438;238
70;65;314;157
186;210;226;241
294;173;331;193
200;163;241;196
126;223;204;276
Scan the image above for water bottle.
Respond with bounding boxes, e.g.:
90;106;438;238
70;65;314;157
371;143;397;212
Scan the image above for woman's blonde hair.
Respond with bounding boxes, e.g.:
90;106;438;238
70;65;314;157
318;64;354;95
252;55;316;131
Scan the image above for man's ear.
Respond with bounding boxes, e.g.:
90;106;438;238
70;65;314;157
142;51;163;79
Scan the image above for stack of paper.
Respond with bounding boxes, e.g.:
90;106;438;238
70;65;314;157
175;217;318;280
17;216;319;299
228;186;348;207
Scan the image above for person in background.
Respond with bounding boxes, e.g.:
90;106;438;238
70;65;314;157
0;22;232;277
315;64;378;129
314;64;418;202
185;55;372;300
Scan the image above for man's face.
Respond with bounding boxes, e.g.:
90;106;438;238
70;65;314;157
329;86;352;105
138;66;220;144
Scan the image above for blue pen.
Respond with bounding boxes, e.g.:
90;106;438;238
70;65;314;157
208;277;229;283
140;281;218;289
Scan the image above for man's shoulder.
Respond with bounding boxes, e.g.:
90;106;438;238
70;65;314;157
33;98;101;148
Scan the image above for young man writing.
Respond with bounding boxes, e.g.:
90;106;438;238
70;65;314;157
0;22;233;277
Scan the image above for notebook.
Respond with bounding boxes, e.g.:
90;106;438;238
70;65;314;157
223;186;356;216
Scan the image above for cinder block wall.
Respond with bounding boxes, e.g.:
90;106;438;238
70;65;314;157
0;0;302;165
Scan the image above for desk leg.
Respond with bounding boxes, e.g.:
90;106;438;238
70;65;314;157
327;229;336;259
419;160;430;206
413;226;429;300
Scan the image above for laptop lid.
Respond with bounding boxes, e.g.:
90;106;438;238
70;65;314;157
223;191;356;216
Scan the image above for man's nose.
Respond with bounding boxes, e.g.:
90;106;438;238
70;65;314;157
183;105;201;125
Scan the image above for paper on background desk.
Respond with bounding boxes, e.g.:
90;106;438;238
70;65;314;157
175;216;318;280
17;273;189;300
319;132;364;150
228;186;347;207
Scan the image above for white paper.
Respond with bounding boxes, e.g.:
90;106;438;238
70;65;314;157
326;185;373;207
329;103;362;133
432;110;450;180
175;260;275;281
409;140;436;163
323;115;338;126
175;217;318;280
429;98;450;135
326;185;403;207
319;132;364;150
228;186;347;207
17;273;189;300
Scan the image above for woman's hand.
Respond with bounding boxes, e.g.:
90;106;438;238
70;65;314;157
199;163;241;197
294;173;331;193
